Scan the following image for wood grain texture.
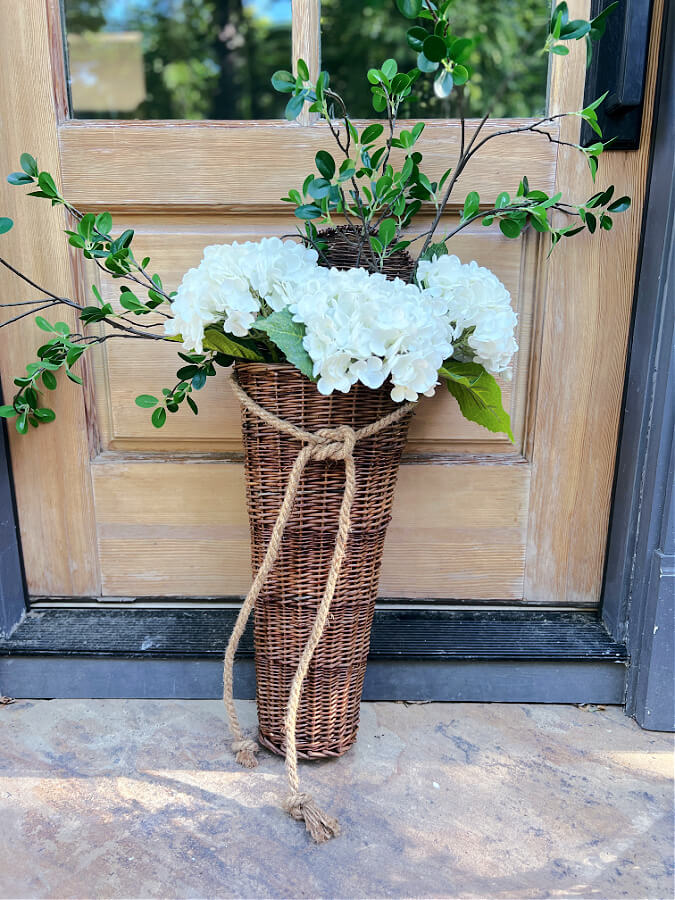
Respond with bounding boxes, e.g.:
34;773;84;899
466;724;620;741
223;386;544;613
91;459;530;599
524;0;664;604
89;215;534;454
0;0;99;595
57;120;557;211
292;0;321;125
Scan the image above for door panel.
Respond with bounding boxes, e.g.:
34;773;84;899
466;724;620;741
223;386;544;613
91;459;529;599
0;0;663;606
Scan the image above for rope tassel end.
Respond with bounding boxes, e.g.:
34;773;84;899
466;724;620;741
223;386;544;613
231;738;260;768
284;792;341;843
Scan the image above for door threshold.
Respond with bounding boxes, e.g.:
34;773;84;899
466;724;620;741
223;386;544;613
0;607;627;702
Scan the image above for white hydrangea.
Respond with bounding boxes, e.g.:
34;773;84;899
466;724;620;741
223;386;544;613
164;237;318;352
165;238;519;402
285;266;455;402
417;254;518;379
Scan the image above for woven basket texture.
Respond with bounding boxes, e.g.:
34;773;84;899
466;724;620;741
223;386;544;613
236;362;413;758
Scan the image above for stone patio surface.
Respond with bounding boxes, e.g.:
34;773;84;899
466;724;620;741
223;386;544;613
0;699;672;899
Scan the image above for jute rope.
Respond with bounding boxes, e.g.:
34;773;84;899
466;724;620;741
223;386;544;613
223;372;415;842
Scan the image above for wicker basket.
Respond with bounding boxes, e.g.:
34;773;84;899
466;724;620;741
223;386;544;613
236;362;413;758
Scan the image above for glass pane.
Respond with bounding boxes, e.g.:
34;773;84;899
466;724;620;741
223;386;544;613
63;1;292;119
321;0;549;119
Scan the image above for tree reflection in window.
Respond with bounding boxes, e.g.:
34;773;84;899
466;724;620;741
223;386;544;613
64;0;292;119
64;0;549;121
321;0;549;119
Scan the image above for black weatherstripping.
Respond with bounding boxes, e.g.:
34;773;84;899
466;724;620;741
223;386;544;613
0;607;626;661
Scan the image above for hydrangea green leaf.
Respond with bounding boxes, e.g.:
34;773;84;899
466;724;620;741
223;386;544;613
439;360;514;441
255;309;315;380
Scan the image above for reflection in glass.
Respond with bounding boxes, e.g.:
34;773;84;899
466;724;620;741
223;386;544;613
321;0;549;119
63;0;292;119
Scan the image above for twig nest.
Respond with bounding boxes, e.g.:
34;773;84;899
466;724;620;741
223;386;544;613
315;225;416;282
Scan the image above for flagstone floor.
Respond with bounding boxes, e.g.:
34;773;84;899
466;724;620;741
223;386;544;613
0;699;672;899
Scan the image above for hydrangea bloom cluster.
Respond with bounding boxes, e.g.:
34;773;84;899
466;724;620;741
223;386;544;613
288;266;454;401
417;254;518;378
165;239;516;403
164;237;318;352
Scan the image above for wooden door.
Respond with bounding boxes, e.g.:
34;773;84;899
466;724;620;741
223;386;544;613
0;0;662;607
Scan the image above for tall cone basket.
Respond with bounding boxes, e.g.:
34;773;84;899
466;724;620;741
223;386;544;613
237;228;416;759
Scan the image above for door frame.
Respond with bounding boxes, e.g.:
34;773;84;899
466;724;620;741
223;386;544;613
0;0;671;723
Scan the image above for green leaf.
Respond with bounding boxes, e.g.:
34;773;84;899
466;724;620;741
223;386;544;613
66;369;82;385
135;394;158;408
381;58;397;80
295;203;323;220
433;69;454;98
417;52;439;73
361;123;384;145
499;218;522;239
608;196;631;213
37;171;58;198
550;1;569;31
16;413;28;435
0;217;13;235
42;370;57;390
20;153;38;177
423;35;447;63
588;155;599;181
285;93;305;121
119;292;144;311
495;191;510;209
186;395;199;415
78;213;95;242
449;38;473;63
560;19;590;39
419;241;448;263
439;361;514;441
315;150;336;179
589;1;618;40
151;407;167;429
53;321;70;335
391;73;411;94
296;58;310;81
452;64;469;86
95;211;112;235
7;172;33;186
35;316;55;332
202;329;264;361
0;405;17;418
396;0;423;18
379;218;397;247
34;407;56;422
406;25;428;51
255;309;315;380
462;191;480;221
307;178;332;200
551;45;570;55
271;69;295;92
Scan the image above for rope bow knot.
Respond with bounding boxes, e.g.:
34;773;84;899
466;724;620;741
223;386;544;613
223;373;414;841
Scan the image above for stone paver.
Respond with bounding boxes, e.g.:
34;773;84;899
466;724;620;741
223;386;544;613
0;700;672;899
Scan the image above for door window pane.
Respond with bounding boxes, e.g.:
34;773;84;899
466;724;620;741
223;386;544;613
321;0;549;119
63;1;292;119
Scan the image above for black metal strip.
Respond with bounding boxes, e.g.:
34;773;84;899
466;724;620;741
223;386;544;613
0;607;627;661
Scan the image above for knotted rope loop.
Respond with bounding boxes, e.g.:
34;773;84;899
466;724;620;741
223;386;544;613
309;424;357;461
223;371;415;841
